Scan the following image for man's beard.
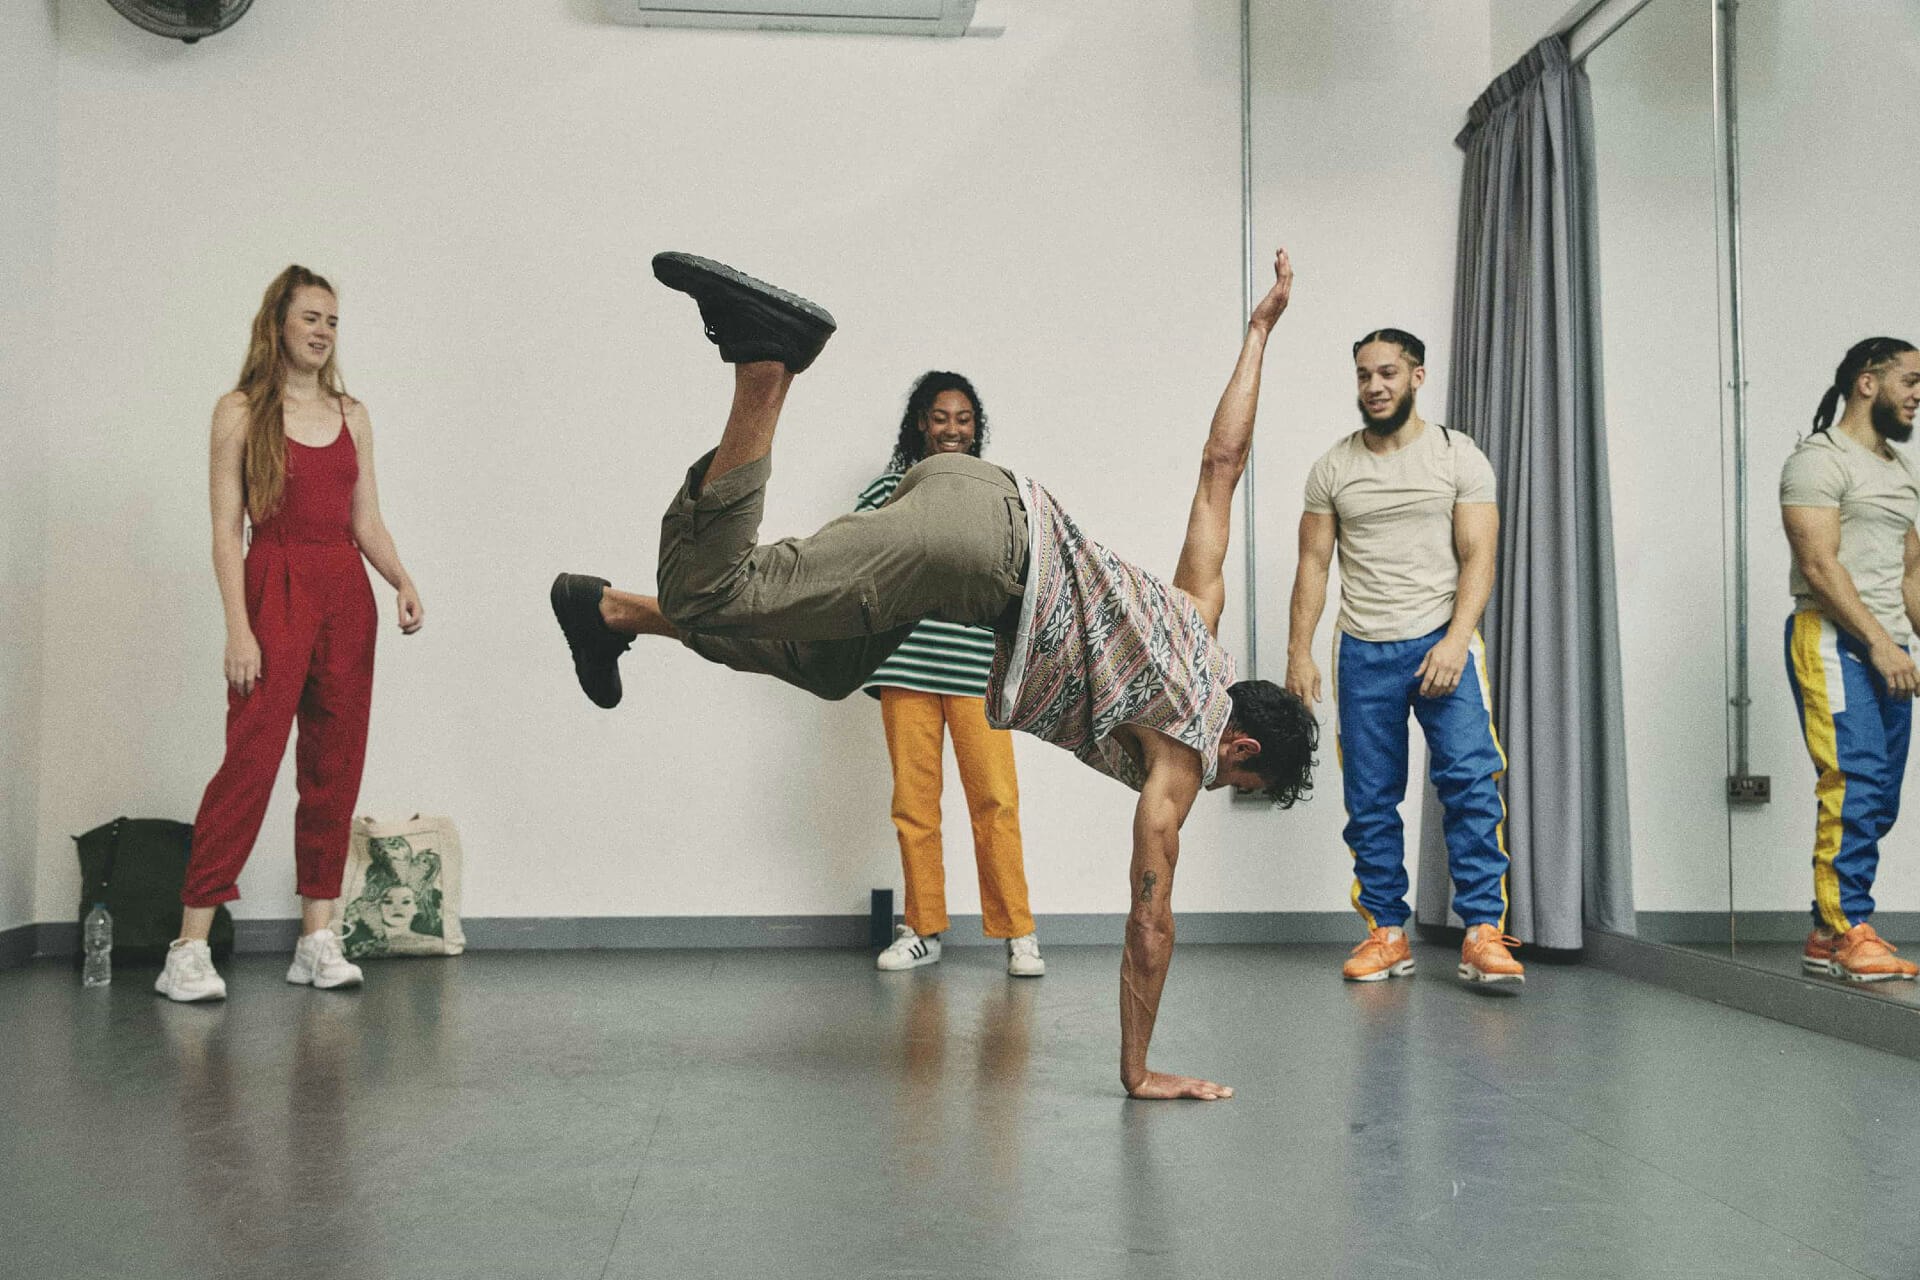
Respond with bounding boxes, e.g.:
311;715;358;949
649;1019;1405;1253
1358;392;1415;436
1873;395;1915;444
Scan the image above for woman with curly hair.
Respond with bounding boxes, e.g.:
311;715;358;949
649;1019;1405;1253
857;372;1044;977
156;265;424;1003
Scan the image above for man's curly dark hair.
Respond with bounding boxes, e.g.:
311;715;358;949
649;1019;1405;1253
1226;680;1319;807
888;370;989;473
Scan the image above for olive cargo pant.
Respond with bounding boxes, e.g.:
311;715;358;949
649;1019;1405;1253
658;450;1028;701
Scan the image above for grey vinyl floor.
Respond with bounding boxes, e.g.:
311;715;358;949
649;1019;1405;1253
4;944;1917;1280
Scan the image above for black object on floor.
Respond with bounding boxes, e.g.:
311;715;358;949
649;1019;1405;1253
73;817;232;965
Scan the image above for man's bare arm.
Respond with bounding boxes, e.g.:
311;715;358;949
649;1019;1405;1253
1284;512;1336;703
1414;502;1498;698
1784;505;1918;695
1172;248;1293;635
1118;731;1230;1101
1903;526;1920;639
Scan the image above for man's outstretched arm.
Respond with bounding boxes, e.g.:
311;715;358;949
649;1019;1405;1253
1173;248;1294;634
1118;737;1230;1100
1414;502;1498;697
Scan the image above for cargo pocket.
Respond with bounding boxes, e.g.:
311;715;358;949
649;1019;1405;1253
857;577;878;634
740;571;884;640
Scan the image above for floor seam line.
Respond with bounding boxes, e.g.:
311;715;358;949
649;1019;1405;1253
591;956;719;1279
1431;995;1874;1277
594;1065;677;1280
1543;1115;1869;1277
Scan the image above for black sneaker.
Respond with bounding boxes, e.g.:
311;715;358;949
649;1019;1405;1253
550;573;633;709
651;251;837;373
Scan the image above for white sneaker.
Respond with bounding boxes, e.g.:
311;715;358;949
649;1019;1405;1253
154;938;227;1002
287;928;364;989
1006;932;1045;977
876;925;941;971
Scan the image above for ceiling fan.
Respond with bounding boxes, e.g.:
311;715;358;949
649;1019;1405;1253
105;0;254;45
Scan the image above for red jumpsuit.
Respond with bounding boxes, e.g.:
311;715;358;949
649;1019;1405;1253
183;405;377;907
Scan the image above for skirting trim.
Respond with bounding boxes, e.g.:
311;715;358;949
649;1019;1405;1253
6;911;1373;965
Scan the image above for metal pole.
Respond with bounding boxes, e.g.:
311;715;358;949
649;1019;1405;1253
1240;0;1259;677
1720;0;1752;776
1563;0;1656;63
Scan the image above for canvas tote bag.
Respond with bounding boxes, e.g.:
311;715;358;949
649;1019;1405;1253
330;814;468;958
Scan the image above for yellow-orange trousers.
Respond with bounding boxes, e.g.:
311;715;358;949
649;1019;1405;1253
878;688;1033;938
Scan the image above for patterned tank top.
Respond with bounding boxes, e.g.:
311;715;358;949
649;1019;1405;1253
986;477;1238;790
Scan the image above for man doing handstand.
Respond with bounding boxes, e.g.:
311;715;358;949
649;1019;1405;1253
550;249;1317;1101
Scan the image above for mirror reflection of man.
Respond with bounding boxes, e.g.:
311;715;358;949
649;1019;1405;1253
1781;337;1920;983
1286;329;1520;986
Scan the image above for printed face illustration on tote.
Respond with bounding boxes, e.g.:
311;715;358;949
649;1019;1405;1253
334;820;467;959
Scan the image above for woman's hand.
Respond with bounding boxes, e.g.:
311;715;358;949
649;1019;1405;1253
396;583;425;634
225;630;263;696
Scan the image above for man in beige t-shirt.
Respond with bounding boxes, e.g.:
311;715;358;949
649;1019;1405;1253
1779;336;1920;983
1286;328;1518;986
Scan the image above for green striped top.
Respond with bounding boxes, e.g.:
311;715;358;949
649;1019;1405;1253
854;470;1000;699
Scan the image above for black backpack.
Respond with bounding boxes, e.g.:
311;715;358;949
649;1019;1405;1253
73;817;234;965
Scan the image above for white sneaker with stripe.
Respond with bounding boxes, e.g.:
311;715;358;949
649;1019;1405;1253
876;925;941;971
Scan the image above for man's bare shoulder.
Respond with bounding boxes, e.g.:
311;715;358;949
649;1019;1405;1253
1113;722;1204;773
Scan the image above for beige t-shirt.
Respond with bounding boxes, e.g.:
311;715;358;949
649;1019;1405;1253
1780;428;1920;645
1304;423;1499;643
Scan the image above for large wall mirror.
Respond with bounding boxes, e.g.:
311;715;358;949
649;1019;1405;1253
1583;0;1920;1012
1727;0;1920;1002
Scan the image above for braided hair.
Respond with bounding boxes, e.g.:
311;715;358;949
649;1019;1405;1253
1811;336;1917;434
1352;327;1426;367
888;371;989;473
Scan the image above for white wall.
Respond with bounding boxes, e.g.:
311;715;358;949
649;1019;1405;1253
28;1;1501;928
1490;0;1589;70
34;0;1498;926
1585;0;1731;912
1729;0;1920;913
35;1;1898;932
1247;1;1493;920
0;0;58;935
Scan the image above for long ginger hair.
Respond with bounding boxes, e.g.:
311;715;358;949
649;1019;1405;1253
236;266;346;522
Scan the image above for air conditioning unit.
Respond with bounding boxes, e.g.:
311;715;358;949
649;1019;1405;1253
606;0;980;37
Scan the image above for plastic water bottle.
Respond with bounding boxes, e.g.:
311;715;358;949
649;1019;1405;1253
82;902;112;988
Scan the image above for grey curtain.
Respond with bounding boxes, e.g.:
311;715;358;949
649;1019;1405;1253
1415;36;1634;948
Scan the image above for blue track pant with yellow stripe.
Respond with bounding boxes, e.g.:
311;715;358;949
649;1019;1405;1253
1784;612;1912;933
1335;627;1509;930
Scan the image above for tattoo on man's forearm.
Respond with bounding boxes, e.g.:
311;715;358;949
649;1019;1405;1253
1140;871;1158;903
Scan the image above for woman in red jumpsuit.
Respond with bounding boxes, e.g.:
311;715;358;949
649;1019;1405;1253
156;265;424;1003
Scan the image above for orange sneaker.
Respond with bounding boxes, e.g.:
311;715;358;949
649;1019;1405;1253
1802;928;1838;975
1458;924;1525;984
1342;927;1415;982
1828;923;1919;983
